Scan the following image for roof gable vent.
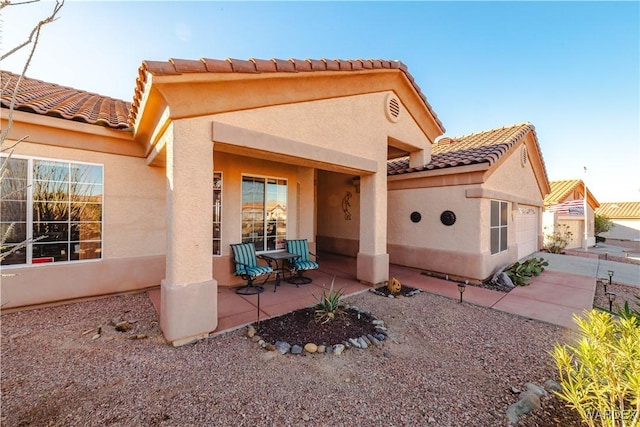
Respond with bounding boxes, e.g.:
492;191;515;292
385;93;401;123
520;145;528;167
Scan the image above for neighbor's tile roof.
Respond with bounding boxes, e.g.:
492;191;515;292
1;71;131;129
596;202;640;219
544;179;582;205
130;57;444;130
387;122;545;176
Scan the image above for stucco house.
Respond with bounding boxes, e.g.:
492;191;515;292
1;57;550;345
596;202;640;251
543;179;600;249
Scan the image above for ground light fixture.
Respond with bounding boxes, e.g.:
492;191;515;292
608;270;614;288
597;278;607;294
605;292;617;313
457;280;468;303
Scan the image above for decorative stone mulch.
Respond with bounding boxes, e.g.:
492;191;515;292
246;306;388;356
370;284;421;298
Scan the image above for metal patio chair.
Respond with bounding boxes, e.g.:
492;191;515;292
231;243;273;295
286;239;319;285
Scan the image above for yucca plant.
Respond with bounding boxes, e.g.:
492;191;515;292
551;310;640;427
313;278;345;324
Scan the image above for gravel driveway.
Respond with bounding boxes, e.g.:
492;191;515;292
1;290;576;426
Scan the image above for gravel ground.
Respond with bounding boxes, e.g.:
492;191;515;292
1;290;579;426
593;281;640;314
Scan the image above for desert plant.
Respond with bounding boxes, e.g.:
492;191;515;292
505;257;549;286
313;278;345;324
618;296;640;321
594;214;614;245
551;310;640;427
544;224;573;254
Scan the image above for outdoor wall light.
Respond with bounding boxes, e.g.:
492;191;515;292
457;280;468;303
605;291;617;313
607;270;614;288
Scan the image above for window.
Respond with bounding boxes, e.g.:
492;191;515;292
490;200;508;255
241;176;287;252
1;156;103;266
212;172;222;256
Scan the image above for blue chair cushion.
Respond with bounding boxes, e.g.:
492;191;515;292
286;239;312;263
292;260;318;271
238;265;273;279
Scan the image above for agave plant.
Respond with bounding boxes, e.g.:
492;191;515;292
313;278;345;324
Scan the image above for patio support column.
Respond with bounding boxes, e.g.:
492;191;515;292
160;121;217;346
357;169;389;285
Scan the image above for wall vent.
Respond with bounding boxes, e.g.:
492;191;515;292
385;93;401;123
520;146;528;167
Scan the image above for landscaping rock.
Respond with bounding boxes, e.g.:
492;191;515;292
291;345;303;355
367;334;381;346
498;272;515;288
361;335;371;345
333;344;345;355
304;343;318;353
524;382;548;398
357;337;368;349
544;379;561;393
246;325;256;338
372;319;384;326
506;390;541;424
317;345;326;354
115;321;131;332
325;345;333;354
265;343;276;351
274;341;291;354
348;338;361;348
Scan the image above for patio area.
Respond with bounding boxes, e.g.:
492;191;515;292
148;251;597;335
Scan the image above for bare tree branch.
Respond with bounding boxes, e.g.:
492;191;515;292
0;0;64;144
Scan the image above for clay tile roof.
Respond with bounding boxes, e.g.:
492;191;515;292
1;70;131;129
131;57;444;131
387;122;545;177
596;202;640;219
544;179;600;208
544;180;582;205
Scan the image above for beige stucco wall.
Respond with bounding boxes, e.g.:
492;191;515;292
483;144;542;203
213;92;431;164
316;171;361;256
1;139;166;309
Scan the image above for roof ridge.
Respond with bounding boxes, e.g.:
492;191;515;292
439;122;532;141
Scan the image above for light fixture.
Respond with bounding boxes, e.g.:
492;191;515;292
597;278;607;294
457;280;468;303
608;270;614;288
605;292;617;313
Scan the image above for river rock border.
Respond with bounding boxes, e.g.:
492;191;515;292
246;306;388;356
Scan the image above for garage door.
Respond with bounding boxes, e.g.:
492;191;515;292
516;208;538;260
561;219;584;249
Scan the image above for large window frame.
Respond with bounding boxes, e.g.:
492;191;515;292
490;200;509;255
1;154;104;267
241;174;287;253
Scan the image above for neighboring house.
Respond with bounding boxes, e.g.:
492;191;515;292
543;179;600;249
1;58;444;345
596;202;640;251
317;123;551;281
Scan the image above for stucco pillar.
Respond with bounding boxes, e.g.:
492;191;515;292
160;121;218;346
409;149;429;169
357;169;389;285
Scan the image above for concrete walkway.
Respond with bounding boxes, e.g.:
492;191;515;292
148;251;638;335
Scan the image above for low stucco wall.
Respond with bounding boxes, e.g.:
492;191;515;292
1;255;164;309
388;243;515;281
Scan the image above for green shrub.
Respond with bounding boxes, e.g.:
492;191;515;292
505;257;549;286
313;278;345;324
551;310;640;427
544;224;573;254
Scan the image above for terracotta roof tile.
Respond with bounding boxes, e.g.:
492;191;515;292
1;70;131;129
387;123;546;178
544;179;600;208
544;180;582;205
596;202;640;219
131;57;444;131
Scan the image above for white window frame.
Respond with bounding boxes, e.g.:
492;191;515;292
212;171;222;256
0;154;104;267
490;200;509;255
240;173;287;253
